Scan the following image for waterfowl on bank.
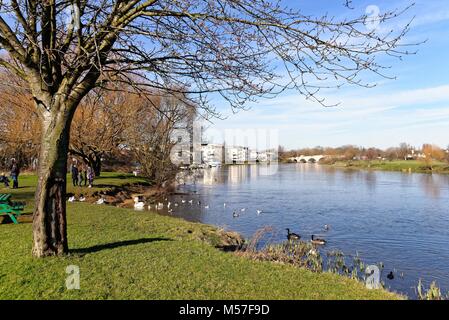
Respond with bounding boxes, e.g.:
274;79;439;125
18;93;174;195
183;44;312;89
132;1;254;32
387;271;395;280
311;235;326;245
133;196;145;210
286;228;301;241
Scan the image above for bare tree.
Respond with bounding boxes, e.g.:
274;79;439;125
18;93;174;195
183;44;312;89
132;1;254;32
0;0;414;257
125;93;196;187
69;90;129;176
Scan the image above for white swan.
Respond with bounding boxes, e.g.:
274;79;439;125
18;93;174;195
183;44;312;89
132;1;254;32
134;197;145;210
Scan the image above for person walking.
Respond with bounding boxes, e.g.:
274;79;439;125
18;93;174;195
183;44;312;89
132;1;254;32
10;159;20;189
71;163;79;187
87;166;94;188
78;165;85;187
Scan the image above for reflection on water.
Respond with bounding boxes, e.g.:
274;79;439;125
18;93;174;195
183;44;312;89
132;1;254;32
167;164;449;298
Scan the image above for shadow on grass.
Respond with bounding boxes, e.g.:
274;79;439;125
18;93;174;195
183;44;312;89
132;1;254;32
70;237;172;254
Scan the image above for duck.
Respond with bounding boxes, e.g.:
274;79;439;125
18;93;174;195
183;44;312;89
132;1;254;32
240;208;246;212
68;196;76;203
204;205;209;209
256;209;263;215
311;235;326;245
233;211;239;218
387;271;394;280
96;197;105;205
286;228;301;241
324;224;330;231
181;199;186;204
223;203;227;207
188;200;193;205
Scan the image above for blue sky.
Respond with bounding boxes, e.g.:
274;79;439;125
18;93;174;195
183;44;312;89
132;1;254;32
205;0;449;150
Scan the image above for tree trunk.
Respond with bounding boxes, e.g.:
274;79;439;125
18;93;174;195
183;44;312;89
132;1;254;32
32;111;71;257
93;156;102;177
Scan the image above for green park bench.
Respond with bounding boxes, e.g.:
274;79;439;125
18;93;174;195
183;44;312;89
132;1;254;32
0;193;26;224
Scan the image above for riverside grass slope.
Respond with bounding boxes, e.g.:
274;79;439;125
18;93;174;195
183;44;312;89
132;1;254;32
0;173;399;300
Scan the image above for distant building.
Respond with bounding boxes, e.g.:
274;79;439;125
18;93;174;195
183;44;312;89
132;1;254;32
225;145;249;164
201;144;225;165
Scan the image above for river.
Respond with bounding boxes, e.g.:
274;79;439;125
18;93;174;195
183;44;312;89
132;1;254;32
165;163;449;298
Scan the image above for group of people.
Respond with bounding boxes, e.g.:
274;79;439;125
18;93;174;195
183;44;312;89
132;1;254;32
0;159;20;189
70;162;95;188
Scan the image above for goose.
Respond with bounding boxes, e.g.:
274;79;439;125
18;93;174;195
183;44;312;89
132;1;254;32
68;196;76;203
198;201;201;205
96;197;105;205
308;248;318;256
79;195;86;202
233;211;239;218
311;235;326;245
188;199;193;205
286;228;301;241
181;199;186;204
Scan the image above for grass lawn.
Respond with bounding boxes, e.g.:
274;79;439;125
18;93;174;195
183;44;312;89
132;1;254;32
0;173;399;300
331;160;449;174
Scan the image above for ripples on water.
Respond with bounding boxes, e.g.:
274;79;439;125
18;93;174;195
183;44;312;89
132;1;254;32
165;164;449;298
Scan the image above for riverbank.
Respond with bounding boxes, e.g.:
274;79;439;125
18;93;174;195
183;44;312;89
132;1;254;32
0;173;399;299
327;160;449;174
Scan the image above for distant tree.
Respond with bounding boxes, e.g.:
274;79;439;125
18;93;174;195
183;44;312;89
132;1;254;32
422;144;445;170
398;142;411;160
